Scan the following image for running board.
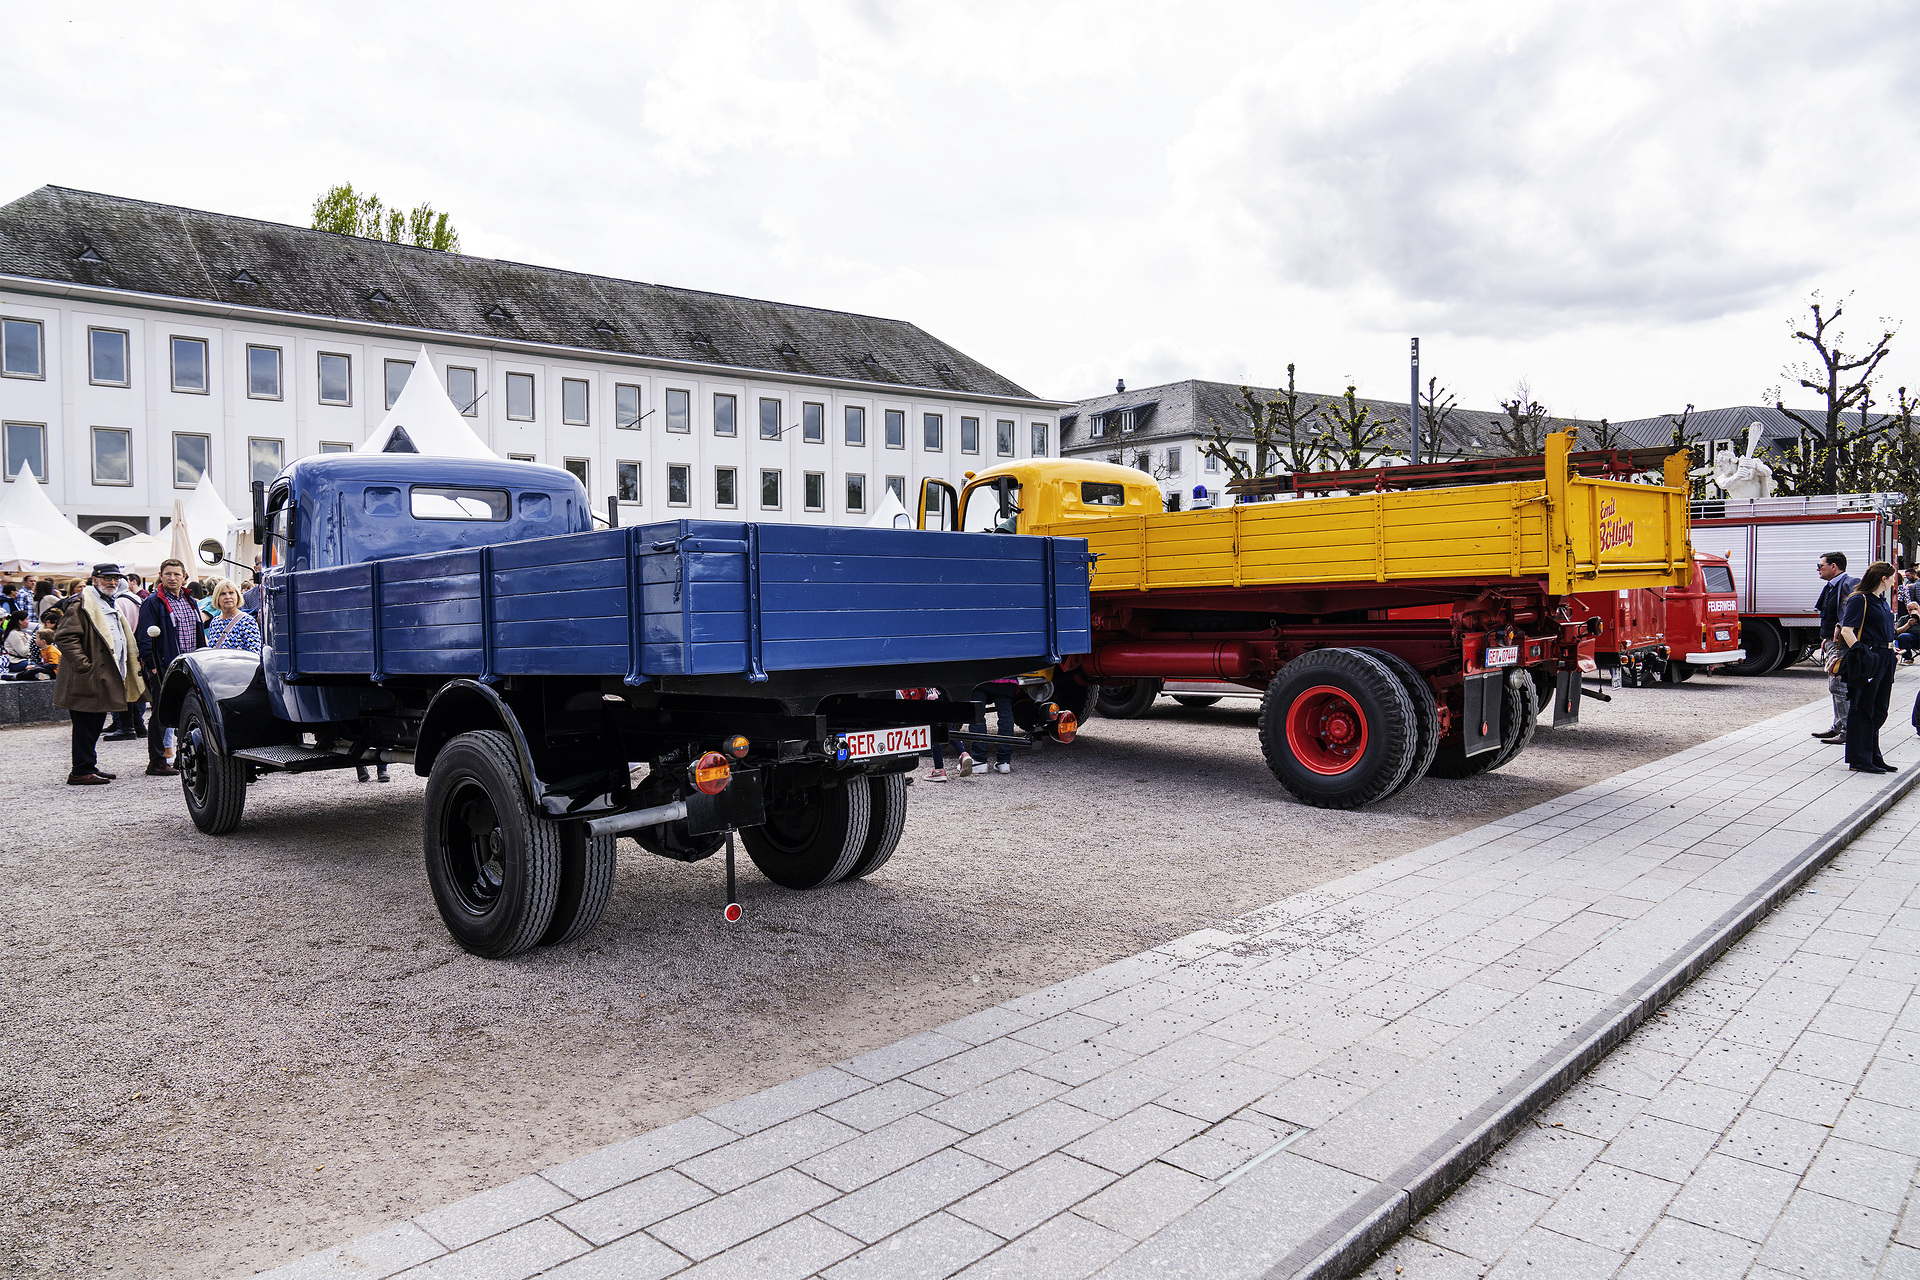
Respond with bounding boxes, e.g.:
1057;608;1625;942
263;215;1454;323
230;745;408;773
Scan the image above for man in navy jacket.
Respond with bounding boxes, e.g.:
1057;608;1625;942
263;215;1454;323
1814;551;1859;742
135;557;206;776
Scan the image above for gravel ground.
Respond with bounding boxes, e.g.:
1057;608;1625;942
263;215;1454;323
0;666;1838;1278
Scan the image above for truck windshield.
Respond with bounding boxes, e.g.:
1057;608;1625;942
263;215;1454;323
1702;564;1735;593
961;481;1021;533
411;486;510;521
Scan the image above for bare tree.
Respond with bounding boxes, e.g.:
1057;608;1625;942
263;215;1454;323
1776;291;1898;493
1582;417;1628;449
1320;385;1393;469
1878;387;1920;562
1200;364;1325;487
1418;377;1458;463
1494;379;1553;454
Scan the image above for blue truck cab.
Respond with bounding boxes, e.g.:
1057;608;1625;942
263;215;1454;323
160;454;1090;958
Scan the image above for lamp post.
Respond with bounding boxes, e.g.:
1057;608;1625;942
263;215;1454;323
1409;337;1421;465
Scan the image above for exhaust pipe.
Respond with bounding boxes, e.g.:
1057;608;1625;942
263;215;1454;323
585;798;688;838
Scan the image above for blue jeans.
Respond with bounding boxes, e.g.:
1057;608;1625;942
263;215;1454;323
964;688;1015;765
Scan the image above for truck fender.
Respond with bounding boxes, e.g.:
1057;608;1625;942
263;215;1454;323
157;651;294;755
415;679;546;813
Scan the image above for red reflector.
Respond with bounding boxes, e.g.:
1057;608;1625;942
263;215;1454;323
691;751;731;795
723;902;742;923
1480;721;1489;735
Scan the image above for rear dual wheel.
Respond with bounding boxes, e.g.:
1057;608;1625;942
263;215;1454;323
1260;649;1420;809
1095;678;1162;719
1427;674;1539;779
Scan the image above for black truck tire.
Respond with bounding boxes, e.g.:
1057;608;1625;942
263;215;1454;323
179;693;248;835
844;772;908;881
423;730;561;959
540;822;617;946
1172;695;1223;708
1095;678;1162;719
742;775;872;889
1727;619;1784;676
1260;648;1418;809
1355;648;1439;799
1052;674;1093;725
1429;674;1538;778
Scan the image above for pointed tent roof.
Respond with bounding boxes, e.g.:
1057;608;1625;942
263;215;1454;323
0;462;107;574
359;346;497;459
866;489;912;529
179;470;241;546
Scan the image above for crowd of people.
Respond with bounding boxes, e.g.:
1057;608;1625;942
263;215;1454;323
1812;551;1920;773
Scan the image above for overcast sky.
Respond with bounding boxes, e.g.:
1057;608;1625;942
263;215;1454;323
5;0;1918;419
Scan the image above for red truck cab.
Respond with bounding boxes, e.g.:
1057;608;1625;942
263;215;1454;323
1563;553;1742;685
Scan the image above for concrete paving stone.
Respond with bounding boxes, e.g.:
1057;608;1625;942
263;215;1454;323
1062;1104;1210;1176
1089;1009;1210;1057
1199;1007;1287;1049
554;1170;713;1247
1061;1065;1179;1120
1482;1225;1626;1280
948;1152;1117;1239
1663;977;1756;1019
1616;1215;1759;1279
1802;927;1876;961
669;1214;859;1280
906;1038;1051;1097
1007;1011;1116;1054
1074;980;1188;1026
1664;1151;1810;1244
679;1112;860;1194
1716;1005;1820;1055
1800;1136;1919;1214
544;1117;740;1199
820;1212;1001;1280
1229;1031;1334;1079
822;1079;945;1133
1358;1237;1491;1280
1153;1062;1285;1124
1129;1032;1246;1085
1585;1044;1689;1099
1540;1082;1645;1143
1535;1162;1680;1253
646;1168;838;1261
957;1100;1107;1172
813;1149;1004;1244
839;1032;975;1085
1336;978;1441;1022
414;1174;575;1252
1640;1078;1749;1135
1416;981;1521;1029
951;1211;1131;1280
391;1219;590;1280
1598;1114;1721;1183
1859;1059;1920;1108
1354;1013;1460;1061
937;1007;1039;1047
800;1114;968;1193
1027;1040;1141;1089
1159;1115;1289;1180
1409;1175;1552;1263
1714;1107;1834;1176
1860;949;1920;985
703;1068;872;1137
1883;1243;1920;1280
1399;953;1492;992
257;1222;447;1280
1306;1043;1418;1092
921;1070;1067;1135
1480;1125;1610;1198
538;1231;689;1280
1070;1162;1215;1242
1001;974;1126;1022
1779;950;1862;987
1680;1039;1787;1094
1755;1189;1896;1280
1246;1070;1365;1129
1781;1029;1881;1084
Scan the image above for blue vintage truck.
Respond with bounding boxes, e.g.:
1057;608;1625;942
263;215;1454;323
158;455;1089;958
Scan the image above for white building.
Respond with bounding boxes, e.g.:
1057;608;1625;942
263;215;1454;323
0;186;1066;543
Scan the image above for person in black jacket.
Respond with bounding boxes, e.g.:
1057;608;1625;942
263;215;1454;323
1838;561;1899;773
1814;552;1859;743
134;558;206;777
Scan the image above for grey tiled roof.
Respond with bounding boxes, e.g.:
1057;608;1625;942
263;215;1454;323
1607;405;1889;452
0;185;1041;401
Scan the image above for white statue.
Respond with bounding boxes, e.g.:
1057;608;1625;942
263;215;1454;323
1691;421;1775;499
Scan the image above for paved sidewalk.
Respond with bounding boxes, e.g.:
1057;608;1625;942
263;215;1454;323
1364;782;1920;1280
259;675;1920;1280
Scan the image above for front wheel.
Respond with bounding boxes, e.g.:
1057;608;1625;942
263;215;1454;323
1095;678;1162;719
423;730;561;959
1259;649;1418;809
741;774;871;889
540;823;617;947
179;694;247;834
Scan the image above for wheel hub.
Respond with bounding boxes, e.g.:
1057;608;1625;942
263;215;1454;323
1284;684;1371;776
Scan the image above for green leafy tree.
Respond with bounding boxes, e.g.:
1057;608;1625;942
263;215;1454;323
311;183;461;252
1320;385;1392;469
1418;377;1457;463
1200;363;1326;489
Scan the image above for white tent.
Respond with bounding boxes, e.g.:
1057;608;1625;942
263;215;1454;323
0;462;108;575
179;471;240;556
105;531;174;578
866;489;913;530
358;345;496;459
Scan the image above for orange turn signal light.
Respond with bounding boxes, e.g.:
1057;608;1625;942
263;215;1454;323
691;751;732;795
1049;711;1079;744
723;734;750;759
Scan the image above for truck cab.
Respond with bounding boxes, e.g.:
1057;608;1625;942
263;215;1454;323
916;458;1162;535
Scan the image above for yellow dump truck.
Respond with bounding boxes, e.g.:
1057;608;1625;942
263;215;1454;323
918;433;1693;808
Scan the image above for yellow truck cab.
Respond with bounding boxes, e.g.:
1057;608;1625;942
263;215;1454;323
918;458;1162;535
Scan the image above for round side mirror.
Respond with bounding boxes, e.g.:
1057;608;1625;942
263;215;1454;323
198;540;224;567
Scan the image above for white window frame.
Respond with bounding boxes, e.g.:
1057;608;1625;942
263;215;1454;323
447;365;479;417
1205;452;1220;473
508;452;538;463
563;457;590;491
1032;421;1048;457
960;416;980;455
1;317;44;380
89;326;130;387
562;377;590;426
4;421;48;482
714;392;738;438
91;426;133;487
170;336;209;394
615;383;643;429
667;462;691;507
666;388;691;433
173;431;211;489
317;351;352;407
804;470;825;511
923;412;943;452
506;371;536;422
616;460;642;505
246;344;283;400
248;437;285;487
845;405;866;447
996;418;1015;457
845;472;866;513
886;474;906;503
760;468;782;510
715;465;738;509
803;402;824;444
760;398;782;441
319;441;352;454
884;409;906;450
384;358;415;410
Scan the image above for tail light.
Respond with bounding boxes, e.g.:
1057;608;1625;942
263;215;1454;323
690;751;731;795
723;734;750;759
1049;710;1079;744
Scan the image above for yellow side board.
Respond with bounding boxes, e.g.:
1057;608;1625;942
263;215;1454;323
1029;435;1693;598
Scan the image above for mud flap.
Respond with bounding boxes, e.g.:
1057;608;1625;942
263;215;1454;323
1552;668;1582;728
1463;671;1503;757
685;768;768;835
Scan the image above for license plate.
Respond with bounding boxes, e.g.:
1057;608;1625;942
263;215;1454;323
1715;629;1731;641
844;725;930;759
1484;645;1520;667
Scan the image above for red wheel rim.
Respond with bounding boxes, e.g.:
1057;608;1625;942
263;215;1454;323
1285;684;1369;775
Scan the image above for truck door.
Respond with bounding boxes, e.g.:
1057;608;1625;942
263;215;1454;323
918;478;960;531
261;482;293;678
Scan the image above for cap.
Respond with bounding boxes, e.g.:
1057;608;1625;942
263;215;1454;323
91;563;126;579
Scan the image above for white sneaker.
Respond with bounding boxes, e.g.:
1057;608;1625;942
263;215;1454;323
957;753;976;776
994;762;1011;774
927;767;948;782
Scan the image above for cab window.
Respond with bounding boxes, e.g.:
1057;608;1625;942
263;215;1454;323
961;481;1021;533
1081;482;1126;506
411;485;511;521
265;486;292;567
1702;564;1735;594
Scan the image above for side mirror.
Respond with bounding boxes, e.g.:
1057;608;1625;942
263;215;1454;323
198;540;225;567
252;480;267;545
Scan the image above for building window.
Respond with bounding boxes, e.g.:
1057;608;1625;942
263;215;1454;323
714;393;737;437
247;345;283;399
1233;448;1249;467
616;383;642;429
1032;421;1047;457
886;475;905;503
668;463;691;506
1121;410;1137;433
617;461;642;503
92;427;132;486
89;327;129;386
318;352;351;406
1166;447;1182;475
1205;452;1220;473
760;398;781;440
715;466;737;508
885;410;905;449
803;402;824;444
447;366;478;416
506;372;535;421
845;405;866;446
846;473;866;513
4;422;46;482
508;452;538;465
1135;453;1152;473
564;457;589;490
996;419;1015;457
666;388;690;433
2;318;43;379
319;442;352;454
562;378;589;426
173;432;210;488
761;469;782;509
960;416;979;454
249;437;284;486
923;413;943;452
171;337;208;393
804;470;824;511
380;358;414;409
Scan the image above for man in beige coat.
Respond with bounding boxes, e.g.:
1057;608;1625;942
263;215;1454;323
53;563;146;785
